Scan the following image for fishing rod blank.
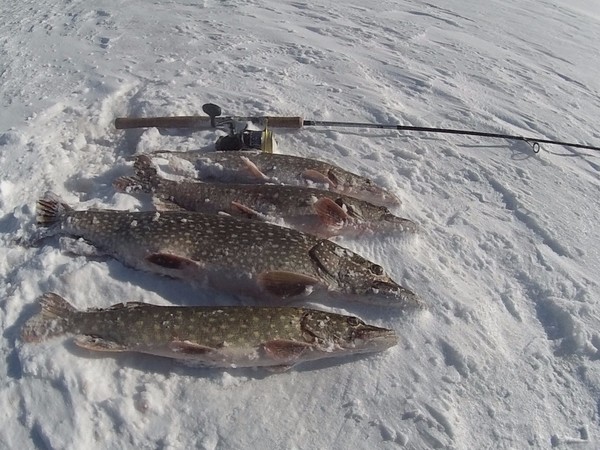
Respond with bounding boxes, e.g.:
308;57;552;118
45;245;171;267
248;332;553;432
114;103;600;152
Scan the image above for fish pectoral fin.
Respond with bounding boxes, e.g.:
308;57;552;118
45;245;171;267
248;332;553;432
301;169;336;188
146;253;200;271
326;169;340;187
257;271;320;298
169;340;216;355
313;197;348;226
264;340;312;363
73;335;128;352
240;156;268;180
230;201;263;220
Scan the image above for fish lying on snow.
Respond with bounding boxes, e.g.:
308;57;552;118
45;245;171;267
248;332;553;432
21;293;398;371
148;150;401;207
114;155;417;238
35;194;423;308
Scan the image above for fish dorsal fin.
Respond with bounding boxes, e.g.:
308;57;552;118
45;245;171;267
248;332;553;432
146;253;199;271
230;201;262;220
73;335;128;352
265;364;294;373
257;271;320;298
313;197;348;226
240;156;268;180
301;169;336;188
264;340;312;363
105;302;146;311
169;341;215;355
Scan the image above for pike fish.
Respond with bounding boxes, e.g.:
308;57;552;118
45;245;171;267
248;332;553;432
35;194;423;308
114;155;417;238
148;150;401;207
21;293;398;371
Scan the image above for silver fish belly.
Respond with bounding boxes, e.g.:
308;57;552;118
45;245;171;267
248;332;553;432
114;155;417;238
35;194;423;309
149;150;401;207
21;293;399;371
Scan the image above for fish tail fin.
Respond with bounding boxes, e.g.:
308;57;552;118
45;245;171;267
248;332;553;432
36;192;72;227
21;293;77;342
113;155;161;194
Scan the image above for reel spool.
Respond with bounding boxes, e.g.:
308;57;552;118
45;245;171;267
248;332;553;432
215;128;274;153
202;103;274;153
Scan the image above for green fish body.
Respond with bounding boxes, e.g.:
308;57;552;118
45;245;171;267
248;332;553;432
114;155;417;238
36;195;423;308
21;293;398;371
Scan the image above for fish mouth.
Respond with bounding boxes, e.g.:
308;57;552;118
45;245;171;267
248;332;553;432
362;186;402;208
365;280;425;309
354;213;418;234
340;185;401;208
383;213;417;227
332;214;417;236
347;326;398;352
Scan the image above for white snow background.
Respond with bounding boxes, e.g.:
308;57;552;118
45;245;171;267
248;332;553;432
2;0;600;448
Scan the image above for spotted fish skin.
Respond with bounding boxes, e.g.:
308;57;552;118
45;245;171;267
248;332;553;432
35;194;423;308
21;293;398;370
114;155;417;238
149;150;401;207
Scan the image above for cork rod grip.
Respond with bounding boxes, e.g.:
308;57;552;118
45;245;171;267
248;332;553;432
114;116;212;129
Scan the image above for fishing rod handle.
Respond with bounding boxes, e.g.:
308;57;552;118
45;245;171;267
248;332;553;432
264;116;304;128
114;116;211;129
115;115;304;129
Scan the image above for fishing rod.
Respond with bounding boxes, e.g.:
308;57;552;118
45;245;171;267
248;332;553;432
114;103;600;153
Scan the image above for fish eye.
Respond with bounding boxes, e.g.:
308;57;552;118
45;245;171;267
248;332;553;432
370;264;384;275
347;317;361;326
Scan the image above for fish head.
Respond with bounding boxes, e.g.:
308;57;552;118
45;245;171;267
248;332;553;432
301;311;398;353
328;169;401;207
309;240;422;308
334;198;416;234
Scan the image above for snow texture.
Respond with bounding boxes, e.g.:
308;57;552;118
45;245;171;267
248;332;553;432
2;0;600;448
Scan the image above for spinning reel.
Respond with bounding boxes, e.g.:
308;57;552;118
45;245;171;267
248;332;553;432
202;103;274;153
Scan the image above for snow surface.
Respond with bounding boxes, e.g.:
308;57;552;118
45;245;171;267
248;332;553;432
2;0;600;448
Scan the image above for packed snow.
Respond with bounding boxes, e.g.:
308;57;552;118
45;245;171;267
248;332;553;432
2;0;600;448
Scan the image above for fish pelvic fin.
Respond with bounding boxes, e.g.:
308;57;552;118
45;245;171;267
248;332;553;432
313;197;348;227
21;293;77;343
73;335;128;352
257;271;320;298
301;169;336;188
36;192;72;227
230;201;266;221
240;156;268;180
113;155;161;194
